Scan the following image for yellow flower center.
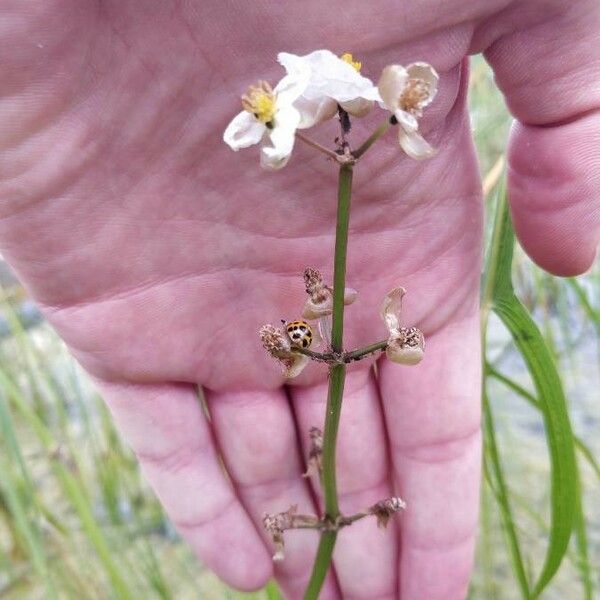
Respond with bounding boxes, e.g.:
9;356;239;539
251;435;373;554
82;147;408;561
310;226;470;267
399;78;430;115
241;80;277;124
340;52;362;72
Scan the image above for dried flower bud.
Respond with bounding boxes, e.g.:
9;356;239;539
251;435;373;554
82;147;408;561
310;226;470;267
263;506;297;561
259;324;310;378
380;287;424;365
263;505;320;561
303;426;323;478
369;496;406;529
304;267;327;299
387;326;424;365
302;267;357;320
260;324;292;358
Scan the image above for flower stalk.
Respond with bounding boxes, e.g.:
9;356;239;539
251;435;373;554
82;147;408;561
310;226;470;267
303;164;352;600
292;339;389;364
353;117;393;159
225;49;437;599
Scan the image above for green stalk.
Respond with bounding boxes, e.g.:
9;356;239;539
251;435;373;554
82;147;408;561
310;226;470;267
353;119;392;159
303;164;353;599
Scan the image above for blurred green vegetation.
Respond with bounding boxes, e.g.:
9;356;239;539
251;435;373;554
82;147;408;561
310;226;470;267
0;56;598;599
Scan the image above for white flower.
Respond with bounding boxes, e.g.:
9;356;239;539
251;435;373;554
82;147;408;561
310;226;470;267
223;62;310;170
278;50;380;128
380;287;425;365
377;62;438;159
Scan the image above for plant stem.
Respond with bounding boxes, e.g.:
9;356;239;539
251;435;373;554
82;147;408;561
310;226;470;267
293;339;388;364
295;131;341;161
343;340;388;362
353;118;393;159
303;164;353;600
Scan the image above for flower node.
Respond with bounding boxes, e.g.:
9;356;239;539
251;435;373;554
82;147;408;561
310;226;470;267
241;80;277;124
369;496;406;529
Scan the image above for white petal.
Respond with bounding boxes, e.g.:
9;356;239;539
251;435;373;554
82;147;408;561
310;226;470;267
406;62;439;107
398;128;437;160
294;95;338;129
394;109;418;132
274;58;310;107
377;65;408;110
223;111;265;150
278;52;309;82
260;105;300;170
341;97;373;117
289;50;377;102
380;287;405;335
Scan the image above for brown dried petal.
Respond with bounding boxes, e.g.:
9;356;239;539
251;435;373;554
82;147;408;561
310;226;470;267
303;426;323;478
263;506;297;562
304;267;326;297
260;324;292;358
369;497;406;529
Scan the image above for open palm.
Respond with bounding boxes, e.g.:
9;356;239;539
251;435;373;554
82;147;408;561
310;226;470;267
1;2;599;598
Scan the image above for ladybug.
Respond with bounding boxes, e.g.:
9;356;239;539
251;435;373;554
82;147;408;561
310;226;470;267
283;319;314;349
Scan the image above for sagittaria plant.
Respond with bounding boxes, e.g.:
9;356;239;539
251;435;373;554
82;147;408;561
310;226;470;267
224;49;438;600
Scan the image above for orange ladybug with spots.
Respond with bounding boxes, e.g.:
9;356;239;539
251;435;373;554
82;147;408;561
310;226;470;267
283;320;314;349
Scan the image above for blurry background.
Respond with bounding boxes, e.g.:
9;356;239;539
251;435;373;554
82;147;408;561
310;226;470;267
0;57;598;599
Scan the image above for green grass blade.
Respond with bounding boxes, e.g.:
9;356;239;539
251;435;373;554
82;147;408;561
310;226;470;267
0;365;135;600
0;395;58;599
572;467;593;600
486;364;600;484
264;580;284;600
484;188;577;598
482;391;531;598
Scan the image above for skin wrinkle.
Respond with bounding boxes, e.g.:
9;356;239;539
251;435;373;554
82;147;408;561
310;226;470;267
173;494;238;532
391;425;481;464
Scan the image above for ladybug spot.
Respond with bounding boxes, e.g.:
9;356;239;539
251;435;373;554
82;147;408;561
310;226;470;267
302;339;309;348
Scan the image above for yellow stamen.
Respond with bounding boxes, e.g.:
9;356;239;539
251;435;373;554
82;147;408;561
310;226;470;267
399;78;430;115
241;80;277;124
340;52;362;72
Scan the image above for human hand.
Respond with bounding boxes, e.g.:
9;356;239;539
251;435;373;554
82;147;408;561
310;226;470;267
1;2;599;598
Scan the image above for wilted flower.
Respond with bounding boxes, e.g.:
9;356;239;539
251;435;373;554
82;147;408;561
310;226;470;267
263;506;297;561
223;60;310;169
303;426;323;478
278;50;380;128
263;506;320;561
260;322;322;378
302;267;357;320
377;62;438;159
381;287;425;365
369;496;406;528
